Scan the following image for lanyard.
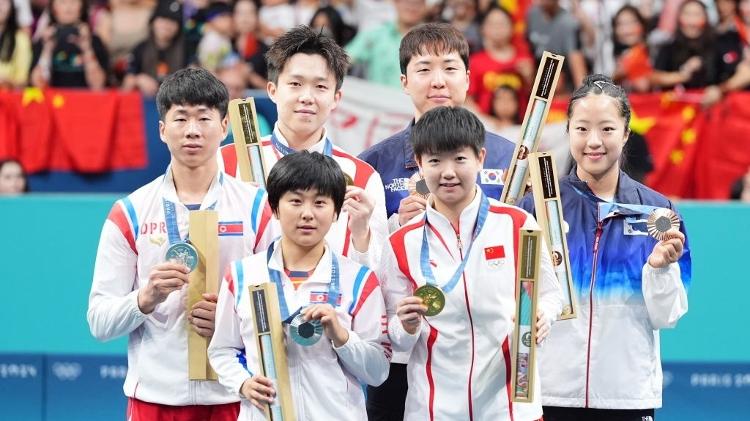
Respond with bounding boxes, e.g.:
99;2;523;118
420;193;489;294
162;199;217;245
270;132;333;157
570;185;662;222
266;242;340;322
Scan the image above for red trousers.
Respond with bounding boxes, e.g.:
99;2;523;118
127;398;240;421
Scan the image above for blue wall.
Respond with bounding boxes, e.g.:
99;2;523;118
2;198;749;419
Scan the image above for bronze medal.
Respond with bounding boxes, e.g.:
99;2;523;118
647;208;680;241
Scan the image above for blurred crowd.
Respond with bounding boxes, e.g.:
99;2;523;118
2;0;750;197
2;0;750;125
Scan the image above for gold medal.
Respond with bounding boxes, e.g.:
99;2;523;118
408;172;430;199
647;208;680;241
414;284;445;316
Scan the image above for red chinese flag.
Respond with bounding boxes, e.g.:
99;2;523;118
694;93;750;198
110;92;148;170
48;89;118;173
0;91;20;159
17;89;53;173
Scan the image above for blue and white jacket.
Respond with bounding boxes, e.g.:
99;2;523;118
359;122;516;232
518;170;691;410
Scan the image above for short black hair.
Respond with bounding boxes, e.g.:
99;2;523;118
266;25;350;91
156;68;229;120
411;106;485;158
266;151;346;216
399;23;470;75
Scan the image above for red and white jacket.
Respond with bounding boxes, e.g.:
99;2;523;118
219;126;388;270
87;168;275;406
380;191;563;421
208;240;391;420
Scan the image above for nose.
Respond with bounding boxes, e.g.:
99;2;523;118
431;70;446;88
298;87;313;105
300;202;314;220
185;119;200;137
587;130;603;149
441;162;457;180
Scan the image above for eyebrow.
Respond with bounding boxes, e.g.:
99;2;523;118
287;74;332;82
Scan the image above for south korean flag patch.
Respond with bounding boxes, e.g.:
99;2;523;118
480;169;504;185
484;245;506;268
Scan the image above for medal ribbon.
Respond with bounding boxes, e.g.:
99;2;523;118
270;132;333;157
420;193;490;294
266;242;340;322
163;198;217;245
570;185;666;223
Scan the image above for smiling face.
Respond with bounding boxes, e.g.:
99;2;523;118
614;8;644;47
159;104;227;171
568;94;629;183
275;188;337;250
678;1;708;39
418;145;485;213
402;50;469;120
267;53;342;145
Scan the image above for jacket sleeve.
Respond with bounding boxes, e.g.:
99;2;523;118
522;214;564;323
251;189;277;253
334;271;391;386
642;217;691;329
348;170;389;270
208;264;253;396
378;238;422;354
87;204;148;341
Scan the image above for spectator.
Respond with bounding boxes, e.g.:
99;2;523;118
98;0;155;82
0;158;28;194
258;0;295;45
652;0;718;89
442;0;481;53
310;5;356;46
197;1;238;73
702;0;750;105
216;64;272;138
30;0;109;89
346;0;428;89
730;166;750;201
121;0;183;96
484;84;521;133
468;4;533;115
611;5;653;92
715;0;739;34
295;0;320;28
232;0;267;88
526;0;588;91
0;0;32;88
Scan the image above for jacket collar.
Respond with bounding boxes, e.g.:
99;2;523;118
566;166;641;204
267;238;334;286
425;188;482;248
161;164;224;208
402;120;418;169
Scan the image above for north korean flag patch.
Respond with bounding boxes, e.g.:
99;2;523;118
218;221;243;236
309;291;343;305
484;245;506;268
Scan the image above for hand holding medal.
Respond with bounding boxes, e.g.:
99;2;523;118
396;296;428;334
646;208;685;268
299;304;349;347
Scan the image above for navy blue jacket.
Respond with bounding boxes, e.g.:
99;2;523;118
358;122;516;218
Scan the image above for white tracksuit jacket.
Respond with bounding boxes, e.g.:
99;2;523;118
208;240;391;420
381;191;563;421
218;125;389;270
87;169;275;406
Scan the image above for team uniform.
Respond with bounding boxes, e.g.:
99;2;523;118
219;125;389;271
381;190;563;421
87;168;275;418
358;122;516;232
208;239;392;420
518;171;691;412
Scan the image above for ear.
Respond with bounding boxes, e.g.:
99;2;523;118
267;80;277;103
400;74;409;94
331;89;342;112
465;69;470;93
220;115;229;139
158;120;166;143
477;147;487;167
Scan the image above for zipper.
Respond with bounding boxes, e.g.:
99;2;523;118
584;221;604;408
